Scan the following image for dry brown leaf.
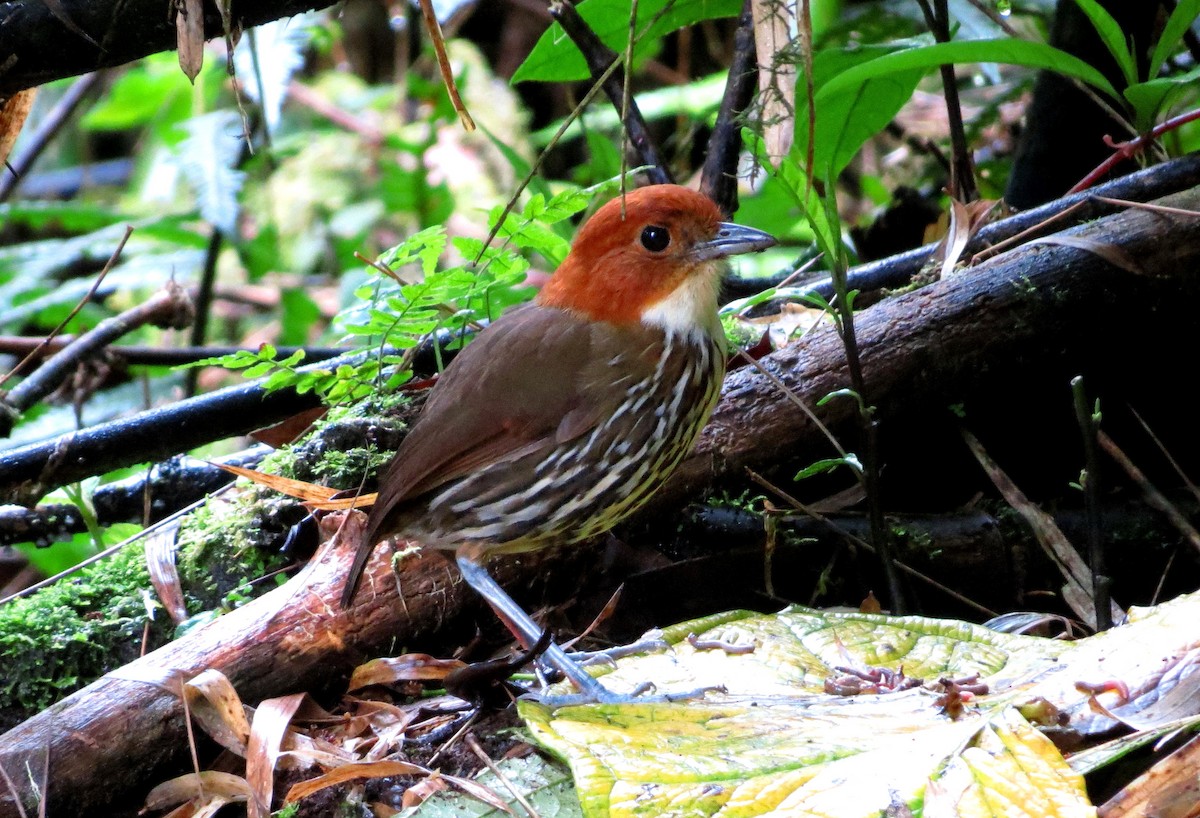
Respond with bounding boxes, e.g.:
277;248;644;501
364;714;421;762
938;198;972;279
1099;733;1200;818
277;732;357;770
1029;234;1144;275
251;406;328;448
184;669;252;755
284;759;432;803
144;771;252;811
0;88;36;166
751;0;796;163
441;771;518;814
306;492;379;511
144;515;189;625
246;693;306;818
175;0;205;81
211;462;377;508
928;197;1001;278
349;655;469;691
402;774;450;808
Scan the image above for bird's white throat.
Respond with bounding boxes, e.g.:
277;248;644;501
639;260;725;342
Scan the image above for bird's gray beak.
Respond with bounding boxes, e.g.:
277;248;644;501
696;222;778;260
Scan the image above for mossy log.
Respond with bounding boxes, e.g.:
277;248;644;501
3;185;1200;816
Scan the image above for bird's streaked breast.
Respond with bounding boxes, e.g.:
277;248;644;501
410;327;725;551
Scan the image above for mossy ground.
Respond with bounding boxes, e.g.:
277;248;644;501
0;394;412;732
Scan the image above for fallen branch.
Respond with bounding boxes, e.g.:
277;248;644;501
0;523;597;817
662;182;1200;507
0;0;340;96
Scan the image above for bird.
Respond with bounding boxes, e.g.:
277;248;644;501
341;184;776;703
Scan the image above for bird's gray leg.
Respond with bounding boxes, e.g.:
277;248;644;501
455;550;616;701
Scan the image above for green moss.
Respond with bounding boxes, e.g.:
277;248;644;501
0;541;168;730
0;392;414;729
262;391;410;488
0;486;298;730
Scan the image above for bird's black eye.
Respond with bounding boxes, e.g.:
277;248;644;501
640;225;671;252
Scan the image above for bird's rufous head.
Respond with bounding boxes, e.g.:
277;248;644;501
537;185;776;336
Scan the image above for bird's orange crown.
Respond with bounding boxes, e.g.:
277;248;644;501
537;185;729;334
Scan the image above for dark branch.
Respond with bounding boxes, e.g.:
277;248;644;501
0;446;269;546
549;0;672;185
723;151;1200;309
0;0;339;97
0;328;466;506
700;0;757;216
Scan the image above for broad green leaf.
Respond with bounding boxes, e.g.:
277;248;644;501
1071;0;1138;87
926;709;1095;818
792;36;1124;185
816;39;1120;106
771;143;839;260
1124;66;1200;131
816;68;925;179
795;455;862;480
81;53;223;145
1149;0;1200;79
521;591;1200;818
0;202;122;233
787;42;921;180
512;0;741;84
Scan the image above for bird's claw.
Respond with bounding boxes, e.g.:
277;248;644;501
575;632;671;667
524;679;724;707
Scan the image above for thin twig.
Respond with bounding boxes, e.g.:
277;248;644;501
969;200;1090;265
914;0;977;202
700;0;757;215
475;48;628;263
426;710;480;768
0;338;355;367
1069;107;1200;194
1089;195;1200;218
0;758;29;818
731;347;850;461
185;229;223;397
465;734;543;818
961;425;1121;628
2;282;193;428
417;0;475;131
286;81;385;143
550;0;672;185
0;493;219;606
1128;405;1200;505
0;225;133;392
1071;376;1110;630
619;0;639;206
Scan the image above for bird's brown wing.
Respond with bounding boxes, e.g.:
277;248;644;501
341;305;660;606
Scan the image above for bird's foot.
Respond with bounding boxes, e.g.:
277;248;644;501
573;631;670;668
527;677;726;707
